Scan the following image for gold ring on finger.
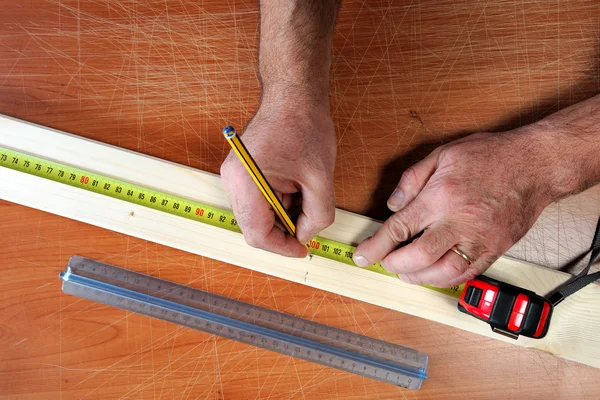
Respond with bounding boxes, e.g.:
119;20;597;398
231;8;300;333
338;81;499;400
450;245;473;265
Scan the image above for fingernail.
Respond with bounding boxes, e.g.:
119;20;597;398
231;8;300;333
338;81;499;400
353;254;370;267
387;189;404;211
398;273;411;283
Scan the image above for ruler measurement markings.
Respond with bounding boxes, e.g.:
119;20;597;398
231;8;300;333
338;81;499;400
0;145;463;297
61;256;427;388
76;255;420;366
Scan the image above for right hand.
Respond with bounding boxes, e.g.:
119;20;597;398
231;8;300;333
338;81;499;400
220;102;337;257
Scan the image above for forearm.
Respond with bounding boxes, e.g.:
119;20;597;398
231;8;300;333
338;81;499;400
258;0;341;106
526;94;600;202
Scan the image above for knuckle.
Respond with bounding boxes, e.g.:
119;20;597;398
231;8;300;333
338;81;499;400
312;217;334;231
418;226;455;263
441;258;468;280
387;213;412;243
435;177;461;196
441;145;465;163
303;203;335;232
413;243;437;266
400;167;420;191
380;258;401;274
316;209;335;228
244;231;265;249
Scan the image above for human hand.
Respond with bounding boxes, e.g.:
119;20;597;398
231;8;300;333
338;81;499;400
220;103;336;257
353;128;559;287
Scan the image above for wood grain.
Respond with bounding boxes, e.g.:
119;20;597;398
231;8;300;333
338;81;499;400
1;114;600;366
1;0;600;398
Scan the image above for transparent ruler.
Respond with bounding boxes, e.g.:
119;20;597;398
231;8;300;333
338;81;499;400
60;256;428;389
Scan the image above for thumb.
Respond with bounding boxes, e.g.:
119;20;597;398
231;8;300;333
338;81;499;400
295;181;336;244
388;148;440;212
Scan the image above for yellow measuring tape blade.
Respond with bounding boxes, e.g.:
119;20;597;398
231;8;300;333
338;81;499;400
0;146;464;299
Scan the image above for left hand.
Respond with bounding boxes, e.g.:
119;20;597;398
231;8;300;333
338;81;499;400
352;128;558;288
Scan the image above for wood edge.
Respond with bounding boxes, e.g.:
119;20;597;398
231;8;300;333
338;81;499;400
1;114;599;369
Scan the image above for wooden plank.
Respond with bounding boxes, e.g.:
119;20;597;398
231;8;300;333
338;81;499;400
1;115;599;369
3;1;600;397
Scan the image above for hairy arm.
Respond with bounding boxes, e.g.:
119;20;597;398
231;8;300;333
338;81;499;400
259;0;341;105
221;1;342;256
535;95;600;199
354;94;600;287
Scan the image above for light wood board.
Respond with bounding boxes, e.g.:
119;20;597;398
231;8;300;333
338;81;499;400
2;1;600;396
1;114;599;369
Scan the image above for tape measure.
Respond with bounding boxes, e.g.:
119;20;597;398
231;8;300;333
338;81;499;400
0;145;463;298
60;256;428;388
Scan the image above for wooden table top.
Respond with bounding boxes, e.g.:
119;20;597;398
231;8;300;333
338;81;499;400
1;0;599;398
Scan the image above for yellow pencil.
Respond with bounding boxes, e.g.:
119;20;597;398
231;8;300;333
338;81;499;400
222;126;297;237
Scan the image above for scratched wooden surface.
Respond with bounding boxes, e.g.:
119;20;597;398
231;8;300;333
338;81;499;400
1;0;600;399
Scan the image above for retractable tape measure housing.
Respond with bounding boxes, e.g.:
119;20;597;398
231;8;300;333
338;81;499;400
459;220;600;339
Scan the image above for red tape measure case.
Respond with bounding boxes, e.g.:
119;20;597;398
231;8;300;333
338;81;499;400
458;275;553;339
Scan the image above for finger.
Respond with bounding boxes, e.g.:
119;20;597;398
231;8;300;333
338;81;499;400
253;225;309;257
239;189;307;257
442;253;499;288
295;181;336;244
378;221;459;274
399;249;480;287
353;197;442;267
222;160;307;257
388;148;439;212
